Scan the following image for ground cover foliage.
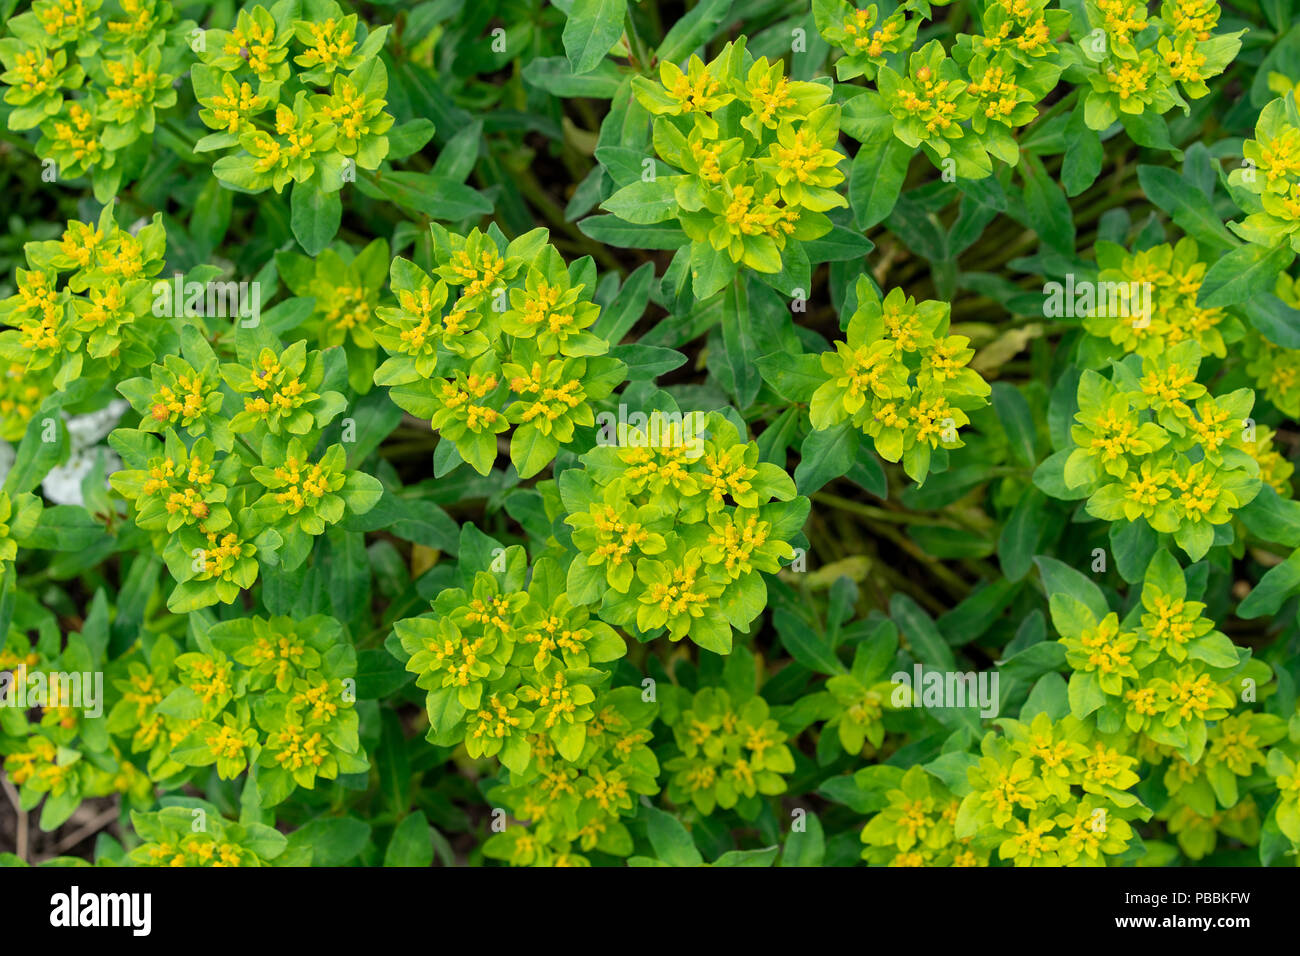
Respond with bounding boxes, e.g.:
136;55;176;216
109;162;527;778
2;0;1300;868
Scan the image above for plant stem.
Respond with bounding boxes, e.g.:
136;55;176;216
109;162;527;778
2;776;26;863
813;492;949;526
625;9;651;72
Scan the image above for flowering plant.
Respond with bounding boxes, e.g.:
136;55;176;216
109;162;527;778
4;0;1300;882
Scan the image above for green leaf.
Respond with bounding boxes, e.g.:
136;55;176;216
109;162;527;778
431;120;481;182
721;279;761;407
343;492;459;551
890;593;956;671
384;811;434;868
1110;520;1158;585
1205;760;1238;808
357;171;493;221
290;179;342;256
1197;243;1296;309
1187;631;1242;668
563;0;629;75
642;805;703;866
379;708;412;811
1242;292;1300;350
327;529;370;625
1120;111;1176;152
602;177;682;224
39;789;81;831
886;196;947;261
510;425;560;479
1035;555;1110;621
287;817;371;866
756;352;824;403
849;129;911;230
1238;486;1300;547
1021;672;1070;721
1238;549;1300;619
1061;109;1103;196
656;0;732;62
1032;449;1090;500
937;581;1017;646
1142;549;1185;599
355;648;414;698
592;261;653;342
998;490;1046;582
339;473;384;515
522;56;624;98
578;215;687;249
712;846;779;866
991;383;1036;467
817;776;882;814
802;226;875;264
1020;154;1074;254
794;423;860;494
997;641;1066;682
689;240;738;299
1067;669;1105;718
3;408;67;495
386;118;437;161
608;343;686;378
1137;165;1237;250
774;610;846;675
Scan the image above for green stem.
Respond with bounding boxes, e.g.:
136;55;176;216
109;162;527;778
236;433;261;461
625;9;652;72
162;119;204;149
1024;88;1079;136
812;492;950;526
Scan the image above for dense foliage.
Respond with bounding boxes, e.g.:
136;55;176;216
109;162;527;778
2;0;1300;869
